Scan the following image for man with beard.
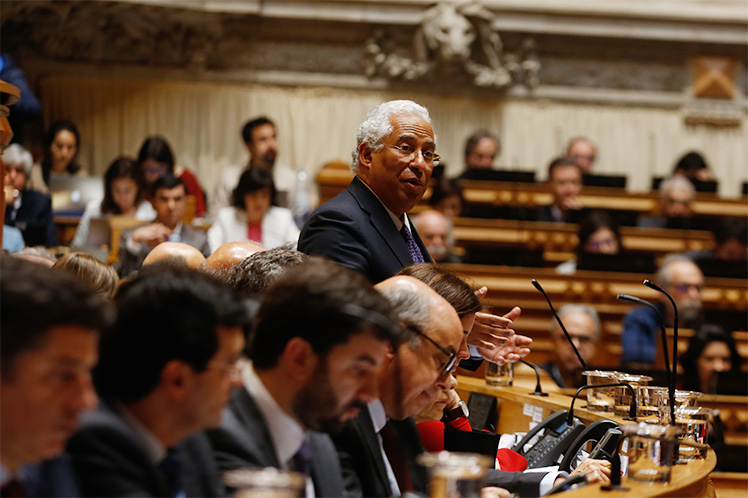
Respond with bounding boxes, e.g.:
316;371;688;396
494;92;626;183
622;254;705;366
210;116;297;213
206;259;403;496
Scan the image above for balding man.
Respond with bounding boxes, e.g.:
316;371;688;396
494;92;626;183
142;241;206;269
622;254;704;366
412;209;460;263
299;100;436;284
566;137;596;174
639;175;696;229
541;304;601;388
202;241;264;281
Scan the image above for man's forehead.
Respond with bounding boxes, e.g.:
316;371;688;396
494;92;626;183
668;262;702;282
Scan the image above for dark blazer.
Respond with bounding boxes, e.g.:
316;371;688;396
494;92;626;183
298;176;432;284
206;386;347;497
117;223;210;276
66;402;223;497
332;406;547;497
24;454;80;498
4;189;57;246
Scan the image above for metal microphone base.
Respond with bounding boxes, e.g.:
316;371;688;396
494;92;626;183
528;392;549;396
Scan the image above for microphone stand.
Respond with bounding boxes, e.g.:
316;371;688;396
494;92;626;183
519;359;548;397
644;280;679;401
601;435;629;492
617;293;675;425
567;382;637;427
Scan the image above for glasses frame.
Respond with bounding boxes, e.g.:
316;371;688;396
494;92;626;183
406;324;457;376
389;144;441;166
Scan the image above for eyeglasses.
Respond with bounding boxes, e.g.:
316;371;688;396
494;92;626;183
389;144;440;165
673;283;704;294
406;324;457;376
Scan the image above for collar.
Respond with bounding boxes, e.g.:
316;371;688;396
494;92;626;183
243;362;307;469
356;177;411;232
117;403;167;465
368;399;387;433
0;462;22;488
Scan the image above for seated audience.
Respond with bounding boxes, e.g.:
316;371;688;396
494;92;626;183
537;158;582;223
412;209;461;263
52;252;118;299
137;136;206;217
141;241;207;270
117;174;210;276
2;224;24;253
679;325;743;394
67;266;250;496
227;245;307;295
541;304;601;388
565;137;596;174
429;176;465;220
71;156;155;248
201;241;264;282
460;130;501;173
691;216;747;263
622;254;704;366
28;120;86;194
208;167;299;253
3;144;57;247
207;259;401;496
1;257;112;497
673;151;713;183
639;175;695;229
556;210;622;274
10;245;57;267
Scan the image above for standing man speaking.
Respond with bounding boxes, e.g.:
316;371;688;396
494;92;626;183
298;100;436;284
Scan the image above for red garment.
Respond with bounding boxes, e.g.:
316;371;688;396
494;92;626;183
247;222;262;245
417;417;527;472
178;168;206;217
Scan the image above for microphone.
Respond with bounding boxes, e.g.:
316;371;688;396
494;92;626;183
519;359;549;397
618;293;675;424
531;279;588;371
601;435;629;492
566;382;637;426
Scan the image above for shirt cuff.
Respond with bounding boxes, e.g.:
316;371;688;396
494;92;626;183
539;470;569;496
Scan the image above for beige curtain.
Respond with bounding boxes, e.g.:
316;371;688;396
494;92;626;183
40;75;748;198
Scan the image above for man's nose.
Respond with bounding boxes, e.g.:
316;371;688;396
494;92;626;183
358;372;380;403
457;337;470;361
714;359;730;372
69;374;99;413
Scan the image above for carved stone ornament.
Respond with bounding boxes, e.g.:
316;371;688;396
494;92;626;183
365;0;540;90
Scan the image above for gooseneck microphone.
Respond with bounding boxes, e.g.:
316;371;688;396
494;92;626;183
519;359;549;397
531;279;589;371
566;382;637;426
643;280;679;381
618;293;676;425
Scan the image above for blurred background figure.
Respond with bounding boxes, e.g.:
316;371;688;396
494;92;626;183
541;304;601;388
429;177;465;220
680;325;743;394
28;120;85;194
639;175;695;228
566;137;596;174
461;130;500;173
52;252;119;299
3;144;57;247
136;136;206;217
537;158;582;223
557;210;622;274
71;156;155;248
141;241;207;270
673;151;713;183
412;209;461;263
208;167;299;253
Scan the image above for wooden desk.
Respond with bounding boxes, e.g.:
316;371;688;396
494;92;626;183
455;376;718;498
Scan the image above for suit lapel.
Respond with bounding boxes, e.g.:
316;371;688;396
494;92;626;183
227;388;281;467
357;405;393;496
347;177;418;268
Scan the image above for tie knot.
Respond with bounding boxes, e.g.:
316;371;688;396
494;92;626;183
291;439;312;475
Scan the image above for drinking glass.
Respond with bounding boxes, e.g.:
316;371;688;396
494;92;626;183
582;370;620;412
418;451;492;498
485;361;513;387
613;374;652;418
622;423;680;484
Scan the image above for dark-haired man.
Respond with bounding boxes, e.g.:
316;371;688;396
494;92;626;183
462;130;500;172
207;258;403;496
1;257;112;496
227;245;307;295
67;267;250;496
537;158;583;223
118;174;210;276
211;117;296;213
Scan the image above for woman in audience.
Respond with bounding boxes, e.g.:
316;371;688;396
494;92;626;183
136;136;206;217
208;166;299;253
71;156;156;248
28;120;86;194
680;325;743;394
556;209;622;274
429;177;465;219
53;251;119;298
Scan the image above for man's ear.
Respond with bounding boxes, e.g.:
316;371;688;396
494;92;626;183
161;360;194;402
358;142;374;171
279;337;318;382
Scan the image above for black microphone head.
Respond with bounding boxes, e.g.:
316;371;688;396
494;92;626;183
531;279;543;292
617;293;634;302
643;279;661;292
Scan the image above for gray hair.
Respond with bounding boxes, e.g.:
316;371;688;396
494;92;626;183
350;100;433;175
660;175;695;200
377;281;432;350
2;143;33;176
551;304;601;340
655;253;699;287
228;245;307;295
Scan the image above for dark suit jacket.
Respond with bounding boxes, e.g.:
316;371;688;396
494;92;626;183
206;386;347;497
66;401;223;497
117;223;210;276
4;189;57;246
332;406;547;497
298;176;432;284
24;454;80;498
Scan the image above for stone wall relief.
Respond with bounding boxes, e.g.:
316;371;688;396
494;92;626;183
365;0;540;90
